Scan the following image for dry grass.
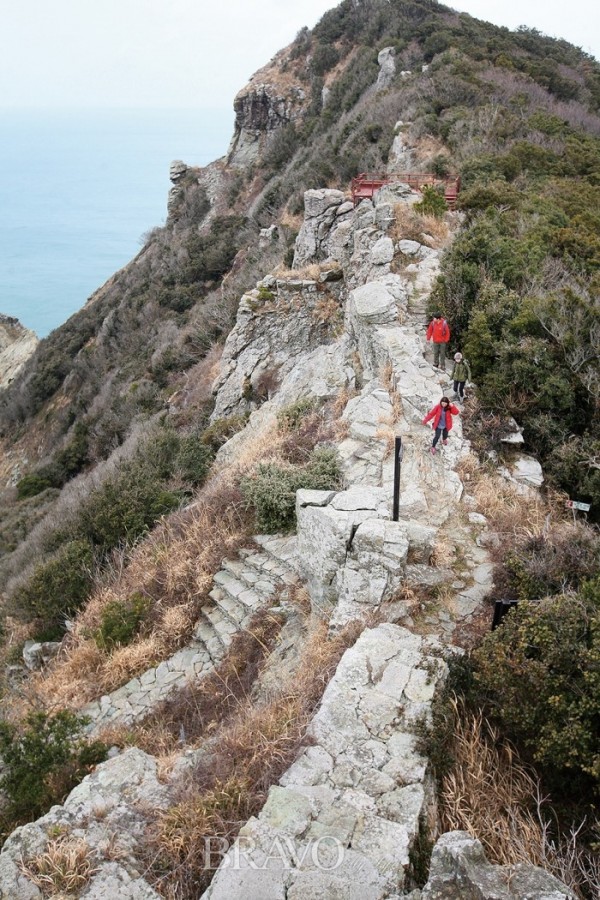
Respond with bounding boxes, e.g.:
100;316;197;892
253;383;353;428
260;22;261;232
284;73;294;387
456;453;569;541
33;425;288;710
273;261;342;281
105;608;286;758
441;702;545;867
331;385;359;419
375;425;396;458
391;203;451;248
378;362;403;424
21;836;100;897
430;531;454;569
312;293;343;334
279;208;304;231
380;360;394;390
286;583;312;617
440;701;600;899
145;618;363;899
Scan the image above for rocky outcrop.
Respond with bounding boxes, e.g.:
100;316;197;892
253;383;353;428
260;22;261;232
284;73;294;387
0;314;38;389
211;269;349;421
387;122;416;172
377;47;396;90
0;171;554;900
228;66;307;166
414;831;573;899
0;749;171;900
166;159;189;217
297;487;410;624
22;640;61;671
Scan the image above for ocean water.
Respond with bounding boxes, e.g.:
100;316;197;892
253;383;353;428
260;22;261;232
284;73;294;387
0;108;234;338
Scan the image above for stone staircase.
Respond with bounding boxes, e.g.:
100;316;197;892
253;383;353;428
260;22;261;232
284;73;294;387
83;537;300;733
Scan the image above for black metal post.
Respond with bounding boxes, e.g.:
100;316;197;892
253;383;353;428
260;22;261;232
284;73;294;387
392;436;403;522
491;599;518;631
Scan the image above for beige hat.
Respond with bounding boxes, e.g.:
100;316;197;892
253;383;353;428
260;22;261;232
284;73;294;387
454;352;463;360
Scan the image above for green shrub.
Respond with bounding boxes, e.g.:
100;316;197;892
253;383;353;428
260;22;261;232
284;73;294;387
277;398;316;431
241;448;341;533
11;540;95;639
257;285;276;302
493;523;600;603
469;579;600;797
182;215;246;284
16;473;53;500
414;185;448;218
430;154;451;177
176;435;214;487
16;424;90;499
93;593;152;651
201;415;249;454
0;711;107;826
75;474;180;553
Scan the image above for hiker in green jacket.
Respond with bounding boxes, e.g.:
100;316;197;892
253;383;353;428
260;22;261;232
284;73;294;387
450;352;471;401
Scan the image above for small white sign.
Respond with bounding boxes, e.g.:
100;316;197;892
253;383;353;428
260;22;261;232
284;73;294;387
566;500;591;512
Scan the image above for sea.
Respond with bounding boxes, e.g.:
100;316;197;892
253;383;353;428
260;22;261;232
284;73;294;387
0;108;234;338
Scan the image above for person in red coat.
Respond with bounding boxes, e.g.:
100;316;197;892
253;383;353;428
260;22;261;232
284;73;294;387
426;313;451;369
422;396;459;454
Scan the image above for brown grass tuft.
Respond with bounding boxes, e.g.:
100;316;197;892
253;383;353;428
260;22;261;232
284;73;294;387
391;203;450;247
273;261;342;281
441;701;544;867
456;453;569;541
21;836;100;896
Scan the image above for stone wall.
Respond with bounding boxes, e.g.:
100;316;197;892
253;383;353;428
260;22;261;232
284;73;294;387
202;624;446;899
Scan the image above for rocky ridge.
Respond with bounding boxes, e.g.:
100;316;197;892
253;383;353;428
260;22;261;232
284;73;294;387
0;314;38;390
0;186;568;898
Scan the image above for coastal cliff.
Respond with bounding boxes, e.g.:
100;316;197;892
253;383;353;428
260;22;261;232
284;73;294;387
0;314;38;390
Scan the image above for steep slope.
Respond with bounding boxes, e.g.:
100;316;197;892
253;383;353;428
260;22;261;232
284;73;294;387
0;315;37;390
0;176;572;900
0;0;599;895
1;0;599;600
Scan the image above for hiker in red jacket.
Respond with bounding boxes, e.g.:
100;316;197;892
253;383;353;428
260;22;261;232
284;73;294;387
426;313;451;369
422;396;459;455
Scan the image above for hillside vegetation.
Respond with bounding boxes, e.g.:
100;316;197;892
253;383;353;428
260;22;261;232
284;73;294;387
0;0;599;891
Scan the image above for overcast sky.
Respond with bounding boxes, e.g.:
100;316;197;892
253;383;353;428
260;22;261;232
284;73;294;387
0;0;598;110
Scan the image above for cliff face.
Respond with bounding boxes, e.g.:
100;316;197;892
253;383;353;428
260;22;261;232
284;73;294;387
0;314;38;390
227;49;310;166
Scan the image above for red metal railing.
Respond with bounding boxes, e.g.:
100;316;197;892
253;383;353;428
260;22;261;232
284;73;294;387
351;172;461;207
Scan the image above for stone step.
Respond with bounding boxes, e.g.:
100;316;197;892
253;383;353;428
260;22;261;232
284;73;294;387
222;557;260;586
221;557;278;595
200;605;236;649
193;617;227;663
251;535;301;578
214;568;276;606
208;585;247;627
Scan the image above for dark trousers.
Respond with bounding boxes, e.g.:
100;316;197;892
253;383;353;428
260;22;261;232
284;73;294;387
453;379;466;398
433;342;448;368
432;427;448;447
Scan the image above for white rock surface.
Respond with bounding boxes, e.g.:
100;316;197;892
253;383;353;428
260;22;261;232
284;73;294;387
0;314;38;388
376;47;396;90
202;624;446;899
